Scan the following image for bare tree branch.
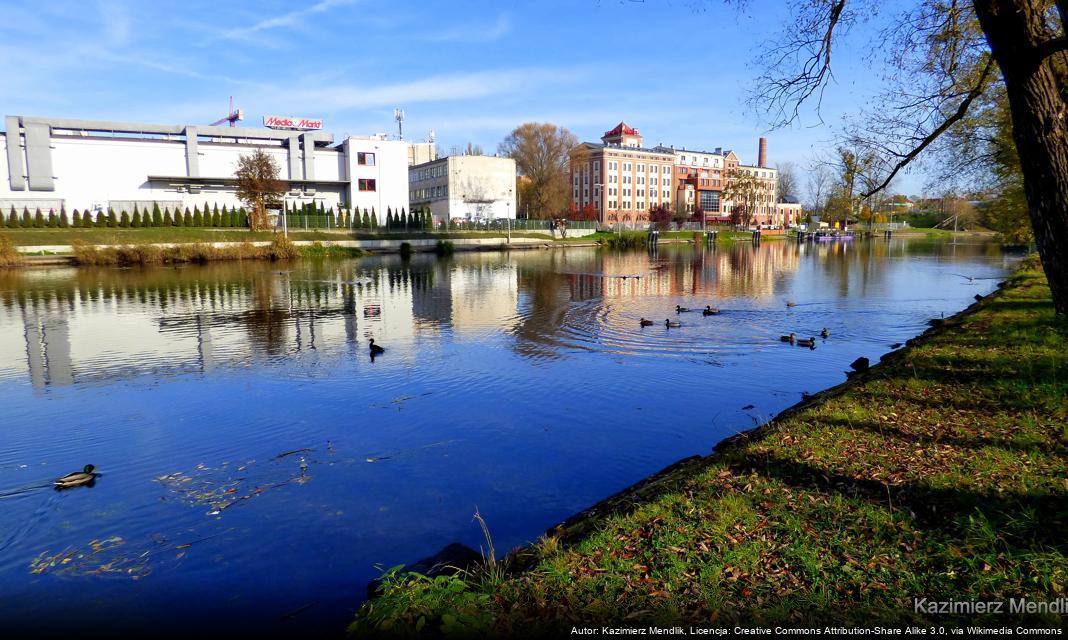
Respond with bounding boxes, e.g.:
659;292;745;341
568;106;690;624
860;56;996;197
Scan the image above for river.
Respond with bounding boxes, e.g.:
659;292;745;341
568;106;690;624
0;238;1017;634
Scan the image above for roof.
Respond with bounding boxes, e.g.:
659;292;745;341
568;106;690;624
579;142;675;156
603;122;639;138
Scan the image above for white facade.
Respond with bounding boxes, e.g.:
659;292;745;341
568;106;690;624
1;115;408;223
409;155;516;222
342;136;411;222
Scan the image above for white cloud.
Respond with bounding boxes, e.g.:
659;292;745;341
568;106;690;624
218;0;360;42
423;13;512;43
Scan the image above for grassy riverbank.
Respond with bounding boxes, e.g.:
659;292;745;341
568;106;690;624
0;227;558;247
352;258;1067;634
69;237;363;266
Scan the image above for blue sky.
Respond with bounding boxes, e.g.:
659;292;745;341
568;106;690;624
0;0;922;195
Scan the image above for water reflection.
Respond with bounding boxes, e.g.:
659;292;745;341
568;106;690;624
0;240;1013;391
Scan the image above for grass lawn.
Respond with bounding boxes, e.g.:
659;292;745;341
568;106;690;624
352;259;1067;634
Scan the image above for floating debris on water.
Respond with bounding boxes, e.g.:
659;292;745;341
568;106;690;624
29;536;151;580
156;454;313;516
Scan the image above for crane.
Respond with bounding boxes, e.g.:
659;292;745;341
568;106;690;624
211;96;243;127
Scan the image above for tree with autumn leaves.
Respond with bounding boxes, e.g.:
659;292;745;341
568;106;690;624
235;149;286;231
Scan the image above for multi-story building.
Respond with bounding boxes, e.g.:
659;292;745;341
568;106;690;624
0;114;409;223
652;145;730;223
571;123;675;225
722;138;780;227
409;154;516;223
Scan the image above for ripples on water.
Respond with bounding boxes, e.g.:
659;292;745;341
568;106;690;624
0;239;1017;633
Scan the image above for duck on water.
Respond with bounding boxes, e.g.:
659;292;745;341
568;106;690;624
55;464;97;489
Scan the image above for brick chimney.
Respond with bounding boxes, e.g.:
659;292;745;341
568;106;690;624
758;137;767;168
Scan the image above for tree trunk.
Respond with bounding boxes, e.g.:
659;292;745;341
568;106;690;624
974;0;1068;314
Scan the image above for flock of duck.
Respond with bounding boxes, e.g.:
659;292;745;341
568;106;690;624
641;300;830;351
640;304;722;328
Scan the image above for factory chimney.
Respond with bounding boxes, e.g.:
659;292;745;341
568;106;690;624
758;137;767;168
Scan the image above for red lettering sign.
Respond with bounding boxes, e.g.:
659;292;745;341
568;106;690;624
263;115;323;130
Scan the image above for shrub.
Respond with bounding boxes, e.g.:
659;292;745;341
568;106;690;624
32;208;44;228
119;211;131;227
131;211;142;228
72;210;82;227
22;208;32;227
435;240;455;256
47;209;58;228
107;209;118;228
5;206;16;228
58;208;69;228
399;241;413;259
163;208;173;226
192;206;203;227
599;231;648;250
0;233;21;267
152;203;163;227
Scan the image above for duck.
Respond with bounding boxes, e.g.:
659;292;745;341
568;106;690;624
795;337;816;348
368;339;385;355
702;306;720;316
850;356;870;372
786;301;798;308
820;327;830;338
779;332;796;343
55;464;96;489
675;305;691;313
639;318;654;327
665;319;682;328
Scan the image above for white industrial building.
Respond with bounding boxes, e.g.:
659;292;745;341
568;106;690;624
409;154;516;223
0;115;410;222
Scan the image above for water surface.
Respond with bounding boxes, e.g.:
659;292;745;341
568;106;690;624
0;239;1016;634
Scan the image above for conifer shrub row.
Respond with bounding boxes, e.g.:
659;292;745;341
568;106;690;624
0;203;250;229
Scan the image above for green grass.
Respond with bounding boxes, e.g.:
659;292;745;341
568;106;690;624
352;258;1068;634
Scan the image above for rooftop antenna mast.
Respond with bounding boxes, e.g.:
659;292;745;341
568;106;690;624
394;108;405;140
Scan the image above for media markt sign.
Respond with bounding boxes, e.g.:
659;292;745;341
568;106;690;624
263;115;324;130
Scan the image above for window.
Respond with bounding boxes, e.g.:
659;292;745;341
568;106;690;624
664;167;671;176
358;178;377;191
358;152;376;166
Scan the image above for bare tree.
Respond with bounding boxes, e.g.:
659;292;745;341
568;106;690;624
806;162;833;215
776;161;799;201
744;0;1068;313
724;168;762;227
235;149;286;231
499;123;584;219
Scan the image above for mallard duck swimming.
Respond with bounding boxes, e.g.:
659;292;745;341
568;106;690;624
55;464;96;489
780;332;796;343
796;337;816;348
820;328;830;338
786;301;798;308
369;339;385;355
703;306;720;316
665;319;681;328
675;305;691;313
639;318;654;327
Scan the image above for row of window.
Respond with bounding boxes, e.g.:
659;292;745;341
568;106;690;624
679;155;723;168
411;163;448;182
603;161;672;175
410;185;448;200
